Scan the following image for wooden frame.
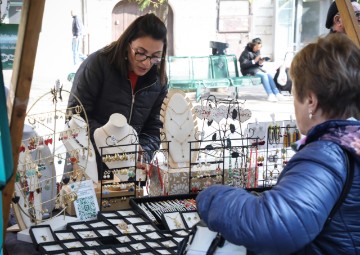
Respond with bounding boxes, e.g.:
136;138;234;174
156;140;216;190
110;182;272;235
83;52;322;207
2;0;45;250
1;0;360;252
336;0;360;47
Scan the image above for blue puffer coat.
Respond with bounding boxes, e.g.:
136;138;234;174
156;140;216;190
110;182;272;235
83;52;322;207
196;120;360;255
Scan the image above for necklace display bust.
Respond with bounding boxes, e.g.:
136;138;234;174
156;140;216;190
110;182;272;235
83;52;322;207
93;113;138;170
161;90;199;168
63;115;98;183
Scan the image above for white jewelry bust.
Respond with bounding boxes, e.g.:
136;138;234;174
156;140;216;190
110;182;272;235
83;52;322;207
161;90;199;168
63;115;98;183
93;113;138;170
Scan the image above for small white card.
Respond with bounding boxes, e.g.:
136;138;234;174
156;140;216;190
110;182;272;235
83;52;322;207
72;180;99;221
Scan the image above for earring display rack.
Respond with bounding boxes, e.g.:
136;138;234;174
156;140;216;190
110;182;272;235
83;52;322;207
98;141;170;211
187;96;259;193
264;123;299;185
188;137;260;193
245;119;300;187
14;82;90;231
99;142;140;211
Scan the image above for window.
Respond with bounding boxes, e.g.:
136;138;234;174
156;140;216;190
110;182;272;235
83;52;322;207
218;0;250;33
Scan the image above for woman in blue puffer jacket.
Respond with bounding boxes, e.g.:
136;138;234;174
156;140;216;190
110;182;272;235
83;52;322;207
196;33;360;255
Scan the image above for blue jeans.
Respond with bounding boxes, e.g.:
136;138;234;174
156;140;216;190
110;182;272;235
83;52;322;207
255;71;280;95
72;36;80;65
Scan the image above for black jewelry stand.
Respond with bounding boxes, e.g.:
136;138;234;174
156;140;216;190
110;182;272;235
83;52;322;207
264;122;299;185
98;140;170;211
98;142;140;211
188;95;259;193
188;137;260;193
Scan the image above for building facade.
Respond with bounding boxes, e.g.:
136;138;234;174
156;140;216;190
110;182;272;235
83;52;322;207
2;0;332;83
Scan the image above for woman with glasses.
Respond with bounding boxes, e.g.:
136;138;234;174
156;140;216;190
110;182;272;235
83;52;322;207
67;13;168;178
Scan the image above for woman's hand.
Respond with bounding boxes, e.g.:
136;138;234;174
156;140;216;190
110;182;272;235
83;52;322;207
254;55;264;65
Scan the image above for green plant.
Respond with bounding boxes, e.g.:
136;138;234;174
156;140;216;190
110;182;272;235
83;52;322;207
133;0;167;11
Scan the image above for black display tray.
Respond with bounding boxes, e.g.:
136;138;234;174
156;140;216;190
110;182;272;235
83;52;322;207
129;194;197;230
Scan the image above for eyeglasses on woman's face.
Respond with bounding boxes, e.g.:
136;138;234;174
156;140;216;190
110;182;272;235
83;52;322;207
335;11;360;20
129;44;162;65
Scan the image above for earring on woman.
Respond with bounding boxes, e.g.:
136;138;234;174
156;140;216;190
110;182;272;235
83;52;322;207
309;110;313;120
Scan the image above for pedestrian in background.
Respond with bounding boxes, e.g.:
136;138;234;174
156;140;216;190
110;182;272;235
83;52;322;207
239;38;285;102
71;9;84;65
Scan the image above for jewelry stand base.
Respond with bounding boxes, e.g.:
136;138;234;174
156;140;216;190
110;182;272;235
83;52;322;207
17;215;77;243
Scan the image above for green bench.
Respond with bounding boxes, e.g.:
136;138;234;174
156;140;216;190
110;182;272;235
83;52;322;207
167;54;262;101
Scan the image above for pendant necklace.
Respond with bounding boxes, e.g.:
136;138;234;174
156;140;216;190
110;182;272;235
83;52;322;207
166;106;191;130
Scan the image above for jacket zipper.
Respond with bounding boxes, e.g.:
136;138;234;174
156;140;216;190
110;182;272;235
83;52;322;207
128;80;157;124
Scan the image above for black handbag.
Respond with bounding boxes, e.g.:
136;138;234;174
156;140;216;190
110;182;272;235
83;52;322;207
177;220;246;255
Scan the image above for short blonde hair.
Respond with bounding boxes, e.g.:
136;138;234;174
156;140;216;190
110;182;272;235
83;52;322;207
290;33;360;119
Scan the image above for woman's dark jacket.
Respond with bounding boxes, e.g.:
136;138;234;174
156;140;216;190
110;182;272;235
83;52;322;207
67;49;168;158
239;44;262;76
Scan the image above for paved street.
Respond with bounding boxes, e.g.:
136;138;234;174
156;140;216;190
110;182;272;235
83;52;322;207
185;86;295;127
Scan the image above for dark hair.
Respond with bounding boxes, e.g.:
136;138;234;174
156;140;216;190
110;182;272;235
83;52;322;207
248;37;262;51
325;0;356;29
290;33;360;119
101;13;168;85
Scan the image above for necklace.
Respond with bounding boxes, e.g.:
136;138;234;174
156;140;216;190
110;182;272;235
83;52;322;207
165;110;193;140
102;127;118;145
165;110;194;162
167;103;189;114
165;213;184;229
102;126;136;146
167;107;191;130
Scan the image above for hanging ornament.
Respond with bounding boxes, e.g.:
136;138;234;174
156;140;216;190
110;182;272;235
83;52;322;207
229;124;235;133
44;180;51;191
12;196;20;204
212;133;217;141
231;109;238;120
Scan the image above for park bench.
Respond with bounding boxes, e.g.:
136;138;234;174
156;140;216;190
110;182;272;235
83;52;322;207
167;54;262;101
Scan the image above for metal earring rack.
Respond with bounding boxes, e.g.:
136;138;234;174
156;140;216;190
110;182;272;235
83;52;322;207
98;142;140;211
14;80;90;231
98;140;171;211
187;95;260;193
188;136;260;194
264;122;299;186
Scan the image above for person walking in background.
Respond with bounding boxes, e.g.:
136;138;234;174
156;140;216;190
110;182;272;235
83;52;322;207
196;33;360;254
325;0;360;34
71;9;84;65
239;38;285;102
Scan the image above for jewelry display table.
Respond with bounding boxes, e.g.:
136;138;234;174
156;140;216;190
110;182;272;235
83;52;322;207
29;194;199;254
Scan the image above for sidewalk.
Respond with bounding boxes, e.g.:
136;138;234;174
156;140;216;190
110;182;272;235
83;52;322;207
25;76;295;126
184;86;295;126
